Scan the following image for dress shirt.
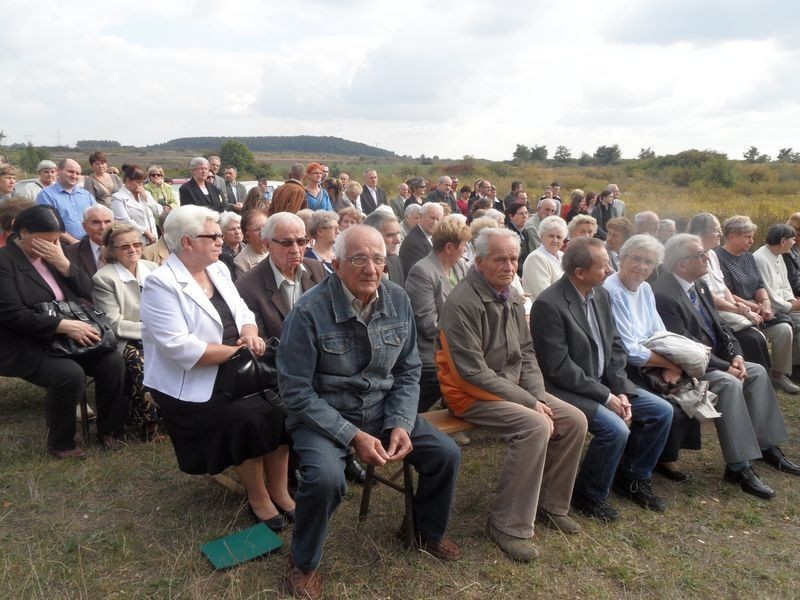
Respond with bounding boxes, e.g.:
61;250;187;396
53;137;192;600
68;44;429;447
36;182;95;240
269;258;307;311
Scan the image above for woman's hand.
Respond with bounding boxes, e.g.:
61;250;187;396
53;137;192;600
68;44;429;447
56;319;101;346
144;230;157;244
661;367;683;385
30;236;71;276
237;333;266;357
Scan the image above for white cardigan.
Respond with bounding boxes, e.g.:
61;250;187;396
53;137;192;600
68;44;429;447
111;187;162;243
753;245;795;313
141;253;256;402
521;246;563;299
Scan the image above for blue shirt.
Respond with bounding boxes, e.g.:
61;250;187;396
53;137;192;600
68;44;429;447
305;188;333;211
276;273;421;447
36;182;95;240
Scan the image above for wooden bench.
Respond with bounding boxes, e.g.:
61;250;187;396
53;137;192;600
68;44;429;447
358;409;476;548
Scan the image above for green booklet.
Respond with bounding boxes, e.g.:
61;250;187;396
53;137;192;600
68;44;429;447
201;523;284;569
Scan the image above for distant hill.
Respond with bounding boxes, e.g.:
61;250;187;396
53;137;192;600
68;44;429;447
148;135;396;157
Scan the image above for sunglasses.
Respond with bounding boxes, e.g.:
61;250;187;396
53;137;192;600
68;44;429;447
272;237;309;247
149;173;163;177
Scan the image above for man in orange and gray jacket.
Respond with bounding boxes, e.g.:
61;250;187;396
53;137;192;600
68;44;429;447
435;227;587;562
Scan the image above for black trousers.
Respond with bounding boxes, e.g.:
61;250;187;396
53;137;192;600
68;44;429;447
24;350;126;451
418;365;442;413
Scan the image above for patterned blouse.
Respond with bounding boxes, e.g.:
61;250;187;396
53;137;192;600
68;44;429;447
715;247;765;300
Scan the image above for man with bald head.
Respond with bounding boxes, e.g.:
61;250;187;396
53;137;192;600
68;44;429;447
36;159;96;245
278;225;462;598
524;197;558;250
389;182;411;220
64;204;114;277
426;175;456;212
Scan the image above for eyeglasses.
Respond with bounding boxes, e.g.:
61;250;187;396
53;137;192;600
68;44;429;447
321;225;340;231
682;250;708;260
194;233;224;241
149;173;163;177
272;237;309;247
342;255;387;267
115;242;144;250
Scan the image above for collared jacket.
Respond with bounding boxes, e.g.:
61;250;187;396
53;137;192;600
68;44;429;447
277;274;421;447
435;266;546;416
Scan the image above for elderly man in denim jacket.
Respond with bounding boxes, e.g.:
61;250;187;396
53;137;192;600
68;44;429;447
277;225;462;599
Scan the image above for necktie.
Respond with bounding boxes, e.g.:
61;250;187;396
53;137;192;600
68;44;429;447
689;287;716;345
97;247;105;268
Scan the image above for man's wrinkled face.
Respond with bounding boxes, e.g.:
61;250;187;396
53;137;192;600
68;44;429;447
208;158;221;174
476;234;519;290
419;206;443;236
381;220;403;255
83;209;113;244
224;168;236;183
334;227;386;300
268;220;307;276
365;170;378;187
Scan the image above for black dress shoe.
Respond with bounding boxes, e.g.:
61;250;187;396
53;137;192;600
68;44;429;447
654;463;691;483
723;466;776;499
248;504;286;532
275;503;296;524
344;454;367;484
760;446;800;476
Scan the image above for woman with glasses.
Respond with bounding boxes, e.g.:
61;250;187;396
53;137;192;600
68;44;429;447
141;205;293;531
179;157;225;212
218;211;244;281
111;164;163;246
303;163;333;211
233;209;269;278
83;151;123;207
92;222;161;440
305;211;339;274
144;165;177;210
714;215;797;393
404;177;427;209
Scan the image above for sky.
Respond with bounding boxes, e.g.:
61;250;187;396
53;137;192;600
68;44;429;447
2;0;798;161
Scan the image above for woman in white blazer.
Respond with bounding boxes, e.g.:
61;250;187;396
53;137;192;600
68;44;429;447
93;222;160;440
521;215;567;300
111;165;162;245
140;206;294;532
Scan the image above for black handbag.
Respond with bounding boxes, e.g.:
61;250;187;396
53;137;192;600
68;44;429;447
213;337;282;405
34;300;118;358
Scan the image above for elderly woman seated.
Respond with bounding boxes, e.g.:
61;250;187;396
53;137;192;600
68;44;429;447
715;215;797;393
568;213;598;241
234;209;269;278
603;235;698;481
521;215;566;300
305;211;339;274
92;222;161;440
337;206;364;231
141;205;294;531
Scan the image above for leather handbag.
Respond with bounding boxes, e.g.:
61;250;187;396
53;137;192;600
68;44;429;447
213;337;282;405
34;300;118;358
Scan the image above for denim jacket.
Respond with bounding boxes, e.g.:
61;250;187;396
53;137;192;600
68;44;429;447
277;273;421;447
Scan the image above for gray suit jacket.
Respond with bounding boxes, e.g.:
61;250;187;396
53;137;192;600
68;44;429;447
405;252;468;365
224;181;247;208
531;274;636;421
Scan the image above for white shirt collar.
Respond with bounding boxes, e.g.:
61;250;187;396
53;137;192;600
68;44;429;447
269;257;306;288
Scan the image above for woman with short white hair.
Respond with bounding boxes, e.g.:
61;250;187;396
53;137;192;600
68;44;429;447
521;216;567;300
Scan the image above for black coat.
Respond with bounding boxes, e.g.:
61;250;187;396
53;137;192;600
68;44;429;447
179;178;225;212
359;186;387;215
398;225;432;278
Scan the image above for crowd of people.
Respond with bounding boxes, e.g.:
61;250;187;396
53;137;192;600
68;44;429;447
2;153;800;599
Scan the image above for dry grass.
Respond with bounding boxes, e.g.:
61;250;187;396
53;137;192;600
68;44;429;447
2;377;800;599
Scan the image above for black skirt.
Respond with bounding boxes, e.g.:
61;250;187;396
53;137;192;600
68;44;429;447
149;388;289;475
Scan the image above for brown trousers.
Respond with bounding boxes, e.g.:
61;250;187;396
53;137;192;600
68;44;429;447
461;392;587;538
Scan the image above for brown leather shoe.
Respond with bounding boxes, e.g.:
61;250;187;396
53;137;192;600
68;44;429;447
284;557;322;599
418;534;463;561
48;446;87;460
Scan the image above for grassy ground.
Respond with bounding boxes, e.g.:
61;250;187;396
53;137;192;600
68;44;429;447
2;377;800;599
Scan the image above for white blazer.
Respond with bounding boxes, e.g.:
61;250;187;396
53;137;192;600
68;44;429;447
111;187;162;243
141;253;256;402
92;259;158;348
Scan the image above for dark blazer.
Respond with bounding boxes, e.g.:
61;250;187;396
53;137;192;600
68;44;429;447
425;189;457;212
386;255;405;286
179;178;225;212
783;247;800;297
0;240;94;377
224;181;247;209
64;237;99;278
530;274;636;421
399;225;432;278
651;272;741;373
359;186;387;215
236;257;326;340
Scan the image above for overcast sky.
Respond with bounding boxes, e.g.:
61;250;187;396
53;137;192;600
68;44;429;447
2;0;797;161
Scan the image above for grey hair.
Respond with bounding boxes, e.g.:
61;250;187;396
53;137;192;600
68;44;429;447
189;156;209;170
219;211;242;232
688;212;717;236
634;211;659;227
344;180;363;197
662;233;703;273
82;203;113;222
364;208;399;230
722;215;756;239
289;163;306;180
658;219;676;229
484;208;504;223
308;210;339;236
363;168;377;178
332;224;385;259
420;202;444;217
567;214;597;235
619;234;664;263
539;215;568;238
262;211;306;241
437;175;452;185
162;205;219;253
404;203;422;218
473;227;519;259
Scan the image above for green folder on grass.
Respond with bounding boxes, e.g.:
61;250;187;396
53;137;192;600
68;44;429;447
201;523;283;569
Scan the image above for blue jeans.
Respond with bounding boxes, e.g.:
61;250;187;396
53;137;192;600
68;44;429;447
574;387;672;503
290;415;461;572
